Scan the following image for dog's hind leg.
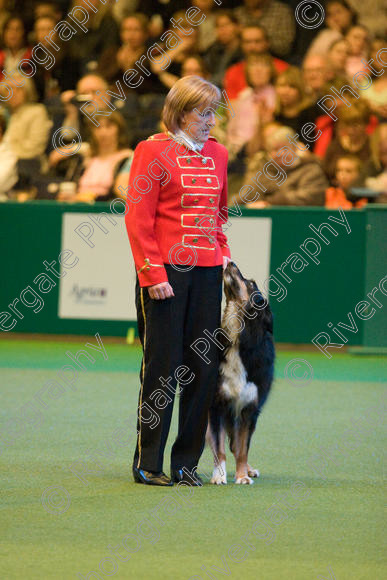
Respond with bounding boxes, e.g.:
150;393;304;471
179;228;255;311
246;411;260;478
207;414;227;485
233;425;254;485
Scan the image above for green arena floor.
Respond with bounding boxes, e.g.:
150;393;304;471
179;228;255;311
1;338;386;580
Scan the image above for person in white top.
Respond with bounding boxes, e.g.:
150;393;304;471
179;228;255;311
0;113;17;197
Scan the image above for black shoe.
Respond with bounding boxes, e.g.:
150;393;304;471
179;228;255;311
171;468;203;486
133;467;173;486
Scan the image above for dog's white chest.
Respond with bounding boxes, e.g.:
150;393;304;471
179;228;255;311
219;345;258;412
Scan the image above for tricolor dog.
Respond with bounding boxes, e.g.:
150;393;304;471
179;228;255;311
207;262;275;484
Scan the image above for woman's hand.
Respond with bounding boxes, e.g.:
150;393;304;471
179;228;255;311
223;256;232;270
148;282;175;300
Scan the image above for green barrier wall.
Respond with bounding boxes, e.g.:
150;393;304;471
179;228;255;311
1;201;386;346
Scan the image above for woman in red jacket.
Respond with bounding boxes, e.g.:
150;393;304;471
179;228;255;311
125;76;231;487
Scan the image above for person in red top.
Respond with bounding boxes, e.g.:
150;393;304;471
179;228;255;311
125;76;232;487
325;154;368;208
0;15;32;82
223;24;289;101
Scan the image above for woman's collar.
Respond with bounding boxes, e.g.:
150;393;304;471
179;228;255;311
171;129;205;152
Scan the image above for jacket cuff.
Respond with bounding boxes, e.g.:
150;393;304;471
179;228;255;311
137;259;168;287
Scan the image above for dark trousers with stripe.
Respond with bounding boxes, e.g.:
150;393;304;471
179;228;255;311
133;264;223;473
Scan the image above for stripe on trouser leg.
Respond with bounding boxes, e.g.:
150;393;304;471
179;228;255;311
137;287;147;468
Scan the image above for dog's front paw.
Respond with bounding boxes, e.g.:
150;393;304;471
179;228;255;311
235;475;254;485
247;468;260;478
210;464;227;485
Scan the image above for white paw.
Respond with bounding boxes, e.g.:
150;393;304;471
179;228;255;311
235;475;254;485
248;468;260;478
210;462;227;485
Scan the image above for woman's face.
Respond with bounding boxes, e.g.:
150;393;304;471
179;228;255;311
34;17;57;46
215;15;239;45
276;80;299;107
182;58;204;77
326;2;352;32
4;18;25;50
120;17;147;49
248;62;271;88
93;119;119;151
346;26;368;56
329;40;350;70
335;158;359;189
179;105;216;145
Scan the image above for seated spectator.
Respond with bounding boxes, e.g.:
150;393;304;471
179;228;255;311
98;13;164;94
0;15;32;81
191;0;217;53
33;15;80;102
149;11;200;91
324;100;373;181
306;0;356;57
327;38;351;80
33;1;63;22
0;112;17;197
181;55;209;78
48;71;140;158
203;10;243;88
241;126;328;207
139;0;189;32
226;54;276;156
361;38;387;121
364;123;387;200
326;155;368;208
66;0;120;76
274;67;316;136
1;76;51;175
302;54;331;101
345;24;370;77
58;112;132;203
234;0;295;58
48;73;111;166
224;23;289;101
98;12;147;84
313;76;380;159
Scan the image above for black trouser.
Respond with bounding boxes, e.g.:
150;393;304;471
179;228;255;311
133;264;223;473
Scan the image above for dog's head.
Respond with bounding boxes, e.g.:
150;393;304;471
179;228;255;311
223;262;272;331
223;262;259;304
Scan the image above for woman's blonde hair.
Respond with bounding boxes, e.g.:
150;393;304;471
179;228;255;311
162;76;221;133
275;66;311;114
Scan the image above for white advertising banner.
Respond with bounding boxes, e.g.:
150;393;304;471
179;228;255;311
58;213;272;320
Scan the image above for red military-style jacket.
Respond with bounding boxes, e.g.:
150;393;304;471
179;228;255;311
125;132;231;287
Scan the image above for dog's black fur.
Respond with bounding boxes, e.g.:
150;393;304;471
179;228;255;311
207;262;275;484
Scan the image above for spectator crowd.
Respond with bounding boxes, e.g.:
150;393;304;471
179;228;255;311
0;0;386;208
